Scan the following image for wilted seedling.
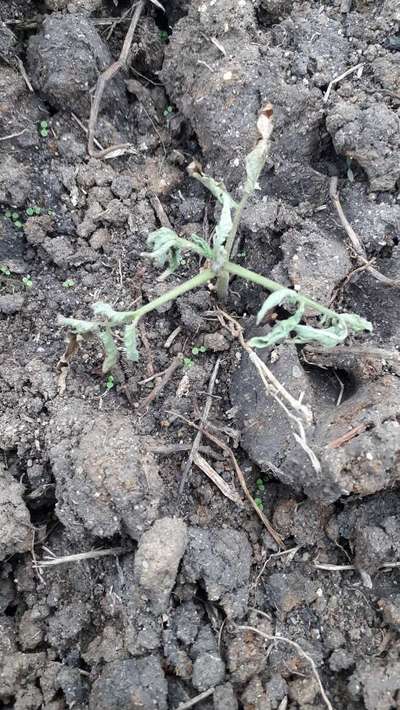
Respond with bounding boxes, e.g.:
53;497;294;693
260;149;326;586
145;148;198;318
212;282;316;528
58;104;372;374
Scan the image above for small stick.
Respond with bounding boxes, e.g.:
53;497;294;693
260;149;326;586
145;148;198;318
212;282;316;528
88;1;144;159
149;193;173;229
179;357;221;494
34;546;128;568
330;177;400;288
138;353;183;410
150;443;224;460
138;320;154;376
236;623;333;710
327;422;367;449
71;112;104;151
0;128;28;141
16;57;33;92
171;411;284;548
324;62;363;103
315;561;400;571
176;688;215;710
193;452;243;506
164;326;182;349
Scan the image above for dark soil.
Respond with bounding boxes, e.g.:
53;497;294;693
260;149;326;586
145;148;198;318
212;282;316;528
1;1;400;709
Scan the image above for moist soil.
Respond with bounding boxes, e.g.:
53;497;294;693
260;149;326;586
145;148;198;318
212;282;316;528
1;1;400;709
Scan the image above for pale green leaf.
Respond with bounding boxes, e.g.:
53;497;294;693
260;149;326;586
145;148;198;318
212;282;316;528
214;193;233;247
244;139;269;193
256;288;300;324
93;302;129;326
190;169;238;209
293;323;348;347
190;234;215;259
339;313;373;333
98;329;119;373
147;227;179;248
57;315;99;335
124;323;139;362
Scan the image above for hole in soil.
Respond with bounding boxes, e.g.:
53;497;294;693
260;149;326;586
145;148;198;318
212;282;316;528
310;124;347;179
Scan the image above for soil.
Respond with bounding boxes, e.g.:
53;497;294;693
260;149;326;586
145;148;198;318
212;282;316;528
1;1;400;709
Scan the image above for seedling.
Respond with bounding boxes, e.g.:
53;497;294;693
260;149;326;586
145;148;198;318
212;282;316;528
39;120;49;138
22;275;33;289
58;105;372;374
63;278;75;289
192;345;207;356
106;375;115;390
0;264;11;276
254;497;264;511
159;30;169;42
163;105;173;120
26;206;42;216
183;357;194;369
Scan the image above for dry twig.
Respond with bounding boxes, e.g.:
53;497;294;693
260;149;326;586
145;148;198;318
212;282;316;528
324;63;363;103
193;452;243;506
88;1;144;159
179;357;221;494
236;622;333;710
171;411;284;547
138;353;183;410
176;688;215;710
34;546;128;569
330;177;400;288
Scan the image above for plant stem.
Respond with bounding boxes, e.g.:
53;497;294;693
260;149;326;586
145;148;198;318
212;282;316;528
129;268;216;323
224;261;343;320
216;190;251;301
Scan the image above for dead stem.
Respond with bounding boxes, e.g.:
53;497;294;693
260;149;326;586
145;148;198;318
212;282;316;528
179;357;221;494
88;1;144;159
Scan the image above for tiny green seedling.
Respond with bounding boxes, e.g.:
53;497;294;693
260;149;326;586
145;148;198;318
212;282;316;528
163;105;173;120
192;345;207;356
58;105;372;375
106;374;115;390
159;30;169;42
0;264;11;276
63;279;75;289
183;357;194;369
254;497;264;511
39;120;49;138
26;206;42;217
256;478;266;493
22;275;33;289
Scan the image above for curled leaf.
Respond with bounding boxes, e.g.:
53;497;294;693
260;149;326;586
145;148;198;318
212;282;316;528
249;306;304;349
214;193;234;247
190;234;215;259
98;328;119;373
256;288;300;324
124;322;139;362
339;313;373;333
293;322;348;347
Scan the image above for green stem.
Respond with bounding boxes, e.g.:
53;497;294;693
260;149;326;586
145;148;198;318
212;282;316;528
216;190;251;301
224;261;342;320
128;268;216;323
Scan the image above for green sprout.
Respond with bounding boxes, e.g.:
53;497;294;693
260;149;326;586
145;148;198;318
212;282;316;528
159;30;169;42
63;278;75;289
256;478;265;493
22;275;33;289
39;120;49;138
183;357;194;369
106;375;115;390
0;264;11;276
254;497;264;511
26;206;42;217
57;105;372;375
192;345;207;356
163;105;173;119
